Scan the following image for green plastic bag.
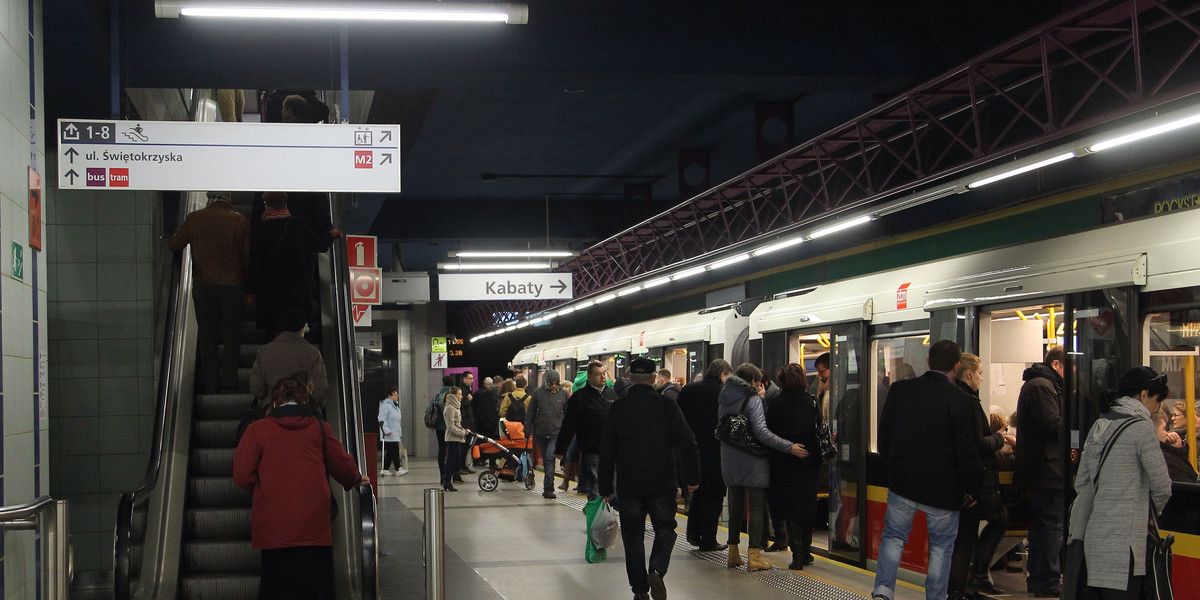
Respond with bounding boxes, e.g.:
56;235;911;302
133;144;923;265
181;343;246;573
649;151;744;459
583;497;609;563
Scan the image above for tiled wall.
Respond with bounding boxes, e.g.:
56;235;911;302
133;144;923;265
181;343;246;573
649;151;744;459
44;177;159;575
0;0;48;598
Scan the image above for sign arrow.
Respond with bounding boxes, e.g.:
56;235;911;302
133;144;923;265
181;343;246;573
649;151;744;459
380;153;392;165
64;147;78;164
552;280;568;294
63;123;78;138
65;169;79;184
380;130;392;142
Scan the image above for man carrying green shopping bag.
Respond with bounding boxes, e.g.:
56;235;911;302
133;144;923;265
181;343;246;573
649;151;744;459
599;357;701;600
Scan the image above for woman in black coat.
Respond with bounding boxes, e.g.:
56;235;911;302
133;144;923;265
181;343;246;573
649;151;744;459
766;363;822;570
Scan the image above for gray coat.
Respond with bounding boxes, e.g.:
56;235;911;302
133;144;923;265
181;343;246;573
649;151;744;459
249;331;329;402
1069;397;1171;590
525;384;568;438
717;376;794;488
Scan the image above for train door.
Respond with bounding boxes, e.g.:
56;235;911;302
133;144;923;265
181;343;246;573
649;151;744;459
550;359;575;387
828;321;867;564
657;344;702;386
593;353;628;383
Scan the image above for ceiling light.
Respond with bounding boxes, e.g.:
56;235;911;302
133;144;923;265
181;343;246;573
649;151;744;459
672;266;707;281
575;300;595;309
438;262;551;271
708;253;751;270
873;186;959;218
557;307;576;315
1089;111;1200;152
643;276;672;288
593;293;617;304
751;236;804;257
617;286;643;297
452;250;574;258
966;152;1075;189
516;321;529;328
157;1;529;23
808;215;872;239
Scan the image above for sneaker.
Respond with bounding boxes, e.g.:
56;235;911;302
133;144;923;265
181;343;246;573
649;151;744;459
379;470;392;477
395;468;409;476
543;491;557;499
647;570;666;600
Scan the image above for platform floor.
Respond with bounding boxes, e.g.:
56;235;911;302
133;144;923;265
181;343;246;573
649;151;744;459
374;459;1038;600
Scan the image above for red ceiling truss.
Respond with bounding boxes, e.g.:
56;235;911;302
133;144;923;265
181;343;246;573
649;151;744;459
460;0;1200;335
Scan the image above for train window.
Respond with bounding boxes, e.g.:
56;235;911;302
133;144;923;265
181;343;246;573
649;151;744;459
788;331;833;397
1144;311;1200;474
869;335;930;452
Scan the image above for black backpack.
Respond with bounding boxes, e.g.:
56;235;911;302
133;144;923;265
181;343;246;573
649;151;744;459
504;392;527;422
424;393;445;429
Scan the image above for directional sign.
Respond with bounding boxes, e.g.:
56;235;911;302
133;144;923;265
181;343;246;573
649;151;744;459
57;119;401;192
438;272;573;301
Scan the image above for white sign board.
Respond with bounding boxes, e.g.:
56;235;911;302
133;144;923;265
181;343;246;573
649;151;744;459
438;272;573;301
355;331;383;350
56;119;401;192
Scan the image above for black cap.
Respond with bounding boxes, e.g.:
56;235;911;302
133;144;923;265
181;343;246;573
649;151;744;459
629;357;657;375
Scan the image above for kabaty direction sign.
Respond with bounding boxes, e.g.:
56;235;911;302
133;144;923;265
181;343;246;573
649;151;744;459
57;119;401;192
439;272;573;301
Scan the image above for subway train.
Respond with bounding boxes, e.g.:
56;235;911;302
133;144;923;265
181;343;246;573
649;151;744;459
509;204;1200;596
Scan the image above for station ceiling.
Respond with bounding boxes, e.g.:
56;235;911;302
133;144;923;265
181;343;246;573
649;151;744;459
45;0;1066;273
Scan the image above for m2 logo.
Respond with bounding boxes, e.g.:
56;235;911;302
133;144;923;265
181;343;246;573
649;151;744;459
354;151;373;169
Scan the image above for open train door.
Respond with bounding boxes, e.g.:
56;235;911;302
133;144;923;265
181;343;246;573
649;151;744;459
828;320;867;564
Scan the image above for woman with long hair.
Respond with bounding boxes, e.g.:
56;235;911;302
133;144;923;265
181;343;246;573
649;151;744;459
765;363;822;570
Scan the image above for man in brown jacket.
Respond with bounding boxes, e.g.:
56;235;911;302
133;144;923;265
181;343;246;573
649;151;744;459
249;309;329;405
169;191;250;393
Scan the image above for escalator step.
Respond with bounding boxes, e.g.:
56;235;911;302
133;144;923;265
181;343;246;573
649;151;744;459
190;448;235;476
238;344;261;368
194;393;254;420
193;420;241;448
183;540;259;573
179;574;259;600
238;368;252;391
188;477;251;508
240;322;273;345
186;507;251;539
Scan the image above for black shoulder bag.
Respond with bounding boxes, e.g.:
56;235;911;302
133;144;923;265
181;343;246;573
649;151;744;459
715;394;770;456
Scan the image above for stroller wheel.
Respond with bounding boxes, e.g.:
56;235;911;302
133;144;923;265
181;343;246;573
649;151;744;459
524;472;535;491
478;471;499;492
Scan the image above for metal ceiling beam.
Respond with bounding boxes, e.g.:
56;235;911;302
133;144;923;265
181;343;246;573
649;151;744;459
460;0;1200;335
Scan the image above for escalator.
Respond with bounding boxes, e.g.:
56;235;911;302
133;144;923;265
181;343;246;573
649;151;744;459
114;95;377;600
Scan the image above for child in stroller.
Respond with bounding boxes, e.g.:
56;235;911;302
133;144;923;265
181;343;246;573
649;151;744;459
469;420;535;492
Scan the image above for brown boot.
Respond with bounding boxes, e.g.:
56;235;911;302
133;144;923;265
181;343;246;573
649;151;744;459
747;548;771;571
558;463;577;491
726;544;744;568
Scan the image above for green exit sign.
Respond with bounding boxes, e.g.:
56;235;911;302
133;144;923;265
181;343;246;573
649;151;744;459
11;242;23;281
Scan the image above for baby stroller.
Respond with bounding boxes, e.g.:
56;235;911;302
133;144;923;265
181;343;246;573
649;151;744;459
469;420;534;492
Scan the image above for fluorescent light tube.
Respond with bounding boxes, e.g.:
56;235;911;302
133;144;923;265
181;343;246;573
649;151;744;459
1089;112;1200;152
709;253;751;270
557;307;576;315
672;266;707;280
966;152;1075;189
617;286;643;297
163;2;529;23
439;262;551;270
643;276;672;288
751;236;804;257
575;300;595;309
516;321;529;328
593;294;617;304
453;250;573;258
808;215;872;239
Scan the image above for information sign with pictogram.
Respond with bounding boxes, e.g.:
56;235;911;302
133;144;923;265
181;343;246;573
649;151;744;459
347;235;378;268
350;267;383;304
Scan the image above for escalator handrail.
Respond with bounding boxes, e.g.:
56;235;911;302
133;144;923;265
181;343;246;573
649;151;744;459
325;194;377;598
114;250;185;600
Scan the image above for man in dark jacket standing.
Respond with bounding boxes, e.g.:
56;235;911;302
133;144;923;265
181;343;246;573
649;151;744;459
656;369;681;401
557;361;617;500
872;340;982;600
525;370;568;498
1014;346;1066;598
677;359;732;551
600;357;700;600
457;372;477;475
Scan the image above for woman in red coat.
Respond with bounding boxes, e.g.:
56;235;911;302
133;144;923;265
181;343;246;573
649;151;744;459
233;376;366;599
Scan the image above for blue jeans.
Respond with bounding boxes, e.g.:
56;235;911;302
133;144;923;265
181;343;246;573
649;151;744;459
1027;489;1064;593
576;453;600;500
872;491;960;600
618;495;678;594
533;436;557;492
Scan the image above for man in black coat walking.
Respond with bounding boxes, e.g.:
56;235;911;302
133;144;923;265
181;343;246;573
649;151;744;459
872;340;983;600
599;357;700;600
556;361;617;500
676;359;732;551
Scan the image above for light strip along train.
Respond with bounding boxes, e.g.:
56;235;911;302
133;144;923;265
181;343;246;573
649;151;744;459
511;204;1200;596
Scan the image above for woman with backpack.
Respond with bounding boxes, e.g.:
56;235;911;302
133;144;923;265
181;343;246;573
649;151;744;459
500;376;530;422
425;376;454;483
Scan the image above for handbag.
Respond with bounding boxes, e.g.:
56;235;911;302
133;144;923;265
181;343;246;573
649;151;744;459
1063;417;1138;599
714;394;770;456
1145;503;1174;600
816;420;837;462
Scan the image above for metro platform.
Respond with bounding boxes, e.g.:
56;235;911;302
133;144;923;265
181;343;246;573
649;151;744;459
373;458;1032;600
